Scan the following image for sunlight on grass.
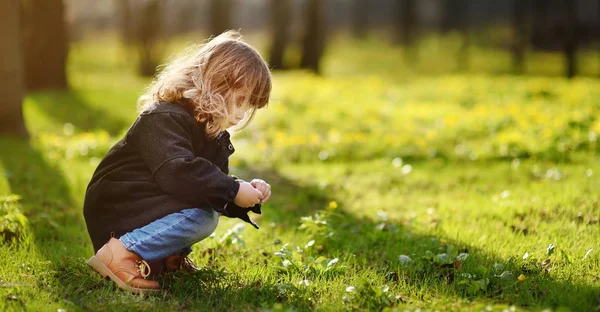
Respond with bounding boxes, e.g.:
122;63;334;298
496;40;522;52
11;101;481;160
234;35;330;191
240;72;600;164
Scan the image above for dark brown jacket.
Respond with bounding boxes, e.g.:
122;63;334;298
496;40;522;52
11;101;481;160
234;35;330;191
83;102;240;252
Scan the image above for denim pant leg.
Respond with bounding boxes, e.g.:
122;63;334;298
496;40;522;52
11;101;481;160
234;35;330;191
119;208;219;262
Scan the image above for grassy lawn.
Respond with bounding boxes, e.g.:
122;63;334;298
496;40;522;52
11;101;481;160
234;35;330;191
1;34;599;311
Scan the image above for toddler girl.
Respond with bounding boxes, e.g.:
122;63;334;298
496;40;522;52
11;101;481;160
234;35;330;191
83;31;272;294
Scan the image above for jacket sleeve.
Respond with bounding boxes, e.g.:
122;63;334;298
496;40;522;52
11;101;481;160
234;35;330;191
127;112;239;208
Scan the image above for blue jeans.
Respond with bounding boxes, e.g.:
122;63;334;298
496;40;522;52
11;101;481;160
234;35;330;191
119;208;219;261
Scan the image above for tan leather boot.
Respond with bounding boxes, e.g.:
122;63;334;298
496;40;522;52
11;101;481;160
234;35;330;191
144;254;197;278
165;254;198;273
86;238;160;294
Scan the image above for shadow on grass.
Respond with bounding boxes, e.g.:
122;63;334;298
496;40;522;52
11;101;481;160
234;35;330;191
0;137;86;259
36;168;328;311
28;90;132;135
48;256;314;311
318;210;598;309
0;139;325;310
233;167;600;310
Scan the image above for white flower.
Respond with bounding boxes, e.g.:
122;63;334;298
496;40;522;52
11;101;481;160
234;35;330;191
398;255;413;266
305;240;315;248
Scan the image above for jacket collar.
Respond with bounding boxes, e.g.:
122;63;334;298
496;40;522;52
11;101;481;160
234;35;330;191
216;131;235;155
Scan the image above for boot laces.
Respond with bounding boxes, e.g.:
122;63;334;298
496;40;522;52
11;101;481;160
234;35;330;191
181;256;197;271
136;259;151;279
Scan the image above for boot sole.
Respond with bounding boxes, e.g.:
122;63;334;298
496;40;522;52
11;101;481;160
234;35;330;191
86;256;160;294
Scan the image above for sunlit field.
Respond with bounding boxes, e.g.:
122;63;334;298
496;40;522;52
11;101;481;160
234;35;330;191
1;33;599;311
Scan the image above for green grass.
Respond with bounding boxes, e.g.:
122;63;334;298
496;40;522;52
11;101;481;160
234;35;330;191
1;33;599;311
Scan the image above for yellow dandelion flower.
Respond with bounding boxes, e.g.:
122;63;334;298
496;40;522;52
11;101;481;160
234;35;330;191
518;274;526;282
257;140;267;150
328;201;338;209
276;131;286;141
445;115;457;127
592;121;600;133
542;128;553;139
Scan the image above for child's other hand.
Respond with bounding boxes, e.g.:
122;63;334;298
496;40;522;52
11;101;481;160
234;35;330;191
250;179;271;204
234;182;263;208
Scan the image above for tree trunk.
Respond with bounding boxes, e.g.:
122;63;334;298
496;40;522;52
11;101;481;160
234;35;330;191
564;0;577;78
118;0;133;46
352;0;368;39
269;0;290;70
0;0;28;138
300;0;326;74
512;0;527;74
530;0;547;49
440;0;457;33
210;0;232;37
135;0;163;77
396;0;416;46
455;0;469;71
21;0;68;90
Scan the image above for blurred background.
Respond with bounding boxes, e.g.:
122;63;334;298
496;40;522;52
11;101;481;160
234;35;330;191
61;0;600;77
8;0;600;85
3;0;600;141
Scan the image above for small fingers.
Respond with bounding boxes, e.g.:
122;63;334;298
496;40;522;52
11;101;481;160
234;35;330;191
265;185;271;202
249;179;270;204
260;189;272;203
260;186;268;194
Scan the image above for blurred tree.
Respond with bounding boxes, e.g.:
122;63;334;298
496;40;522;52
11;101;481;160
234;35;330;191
172;1;197;36
300;0;326;74
269;0;290;70
440;0;457;33
0;0;28;138
456;0;469;71
20;0;69;90
395;0;417;64
135;0;163;77
564;0;578;78
441;0;469;71
512;0;528;74
352;0;369;39
118;0;133;46
530;0;548;50
210;0;232;37
396;0;416;47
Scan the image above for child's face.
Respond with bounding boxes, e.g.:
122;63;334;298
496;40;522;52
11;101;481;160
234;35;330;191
219;93;251;130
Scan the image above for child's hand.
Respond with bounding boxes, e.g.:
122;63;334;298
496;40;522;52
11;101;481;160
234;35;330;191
234;182;263;208
250;179;271;203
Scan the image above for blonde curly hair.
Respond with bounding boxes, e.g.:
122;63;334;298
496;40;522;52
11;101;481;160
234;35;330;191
138;30;271;137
